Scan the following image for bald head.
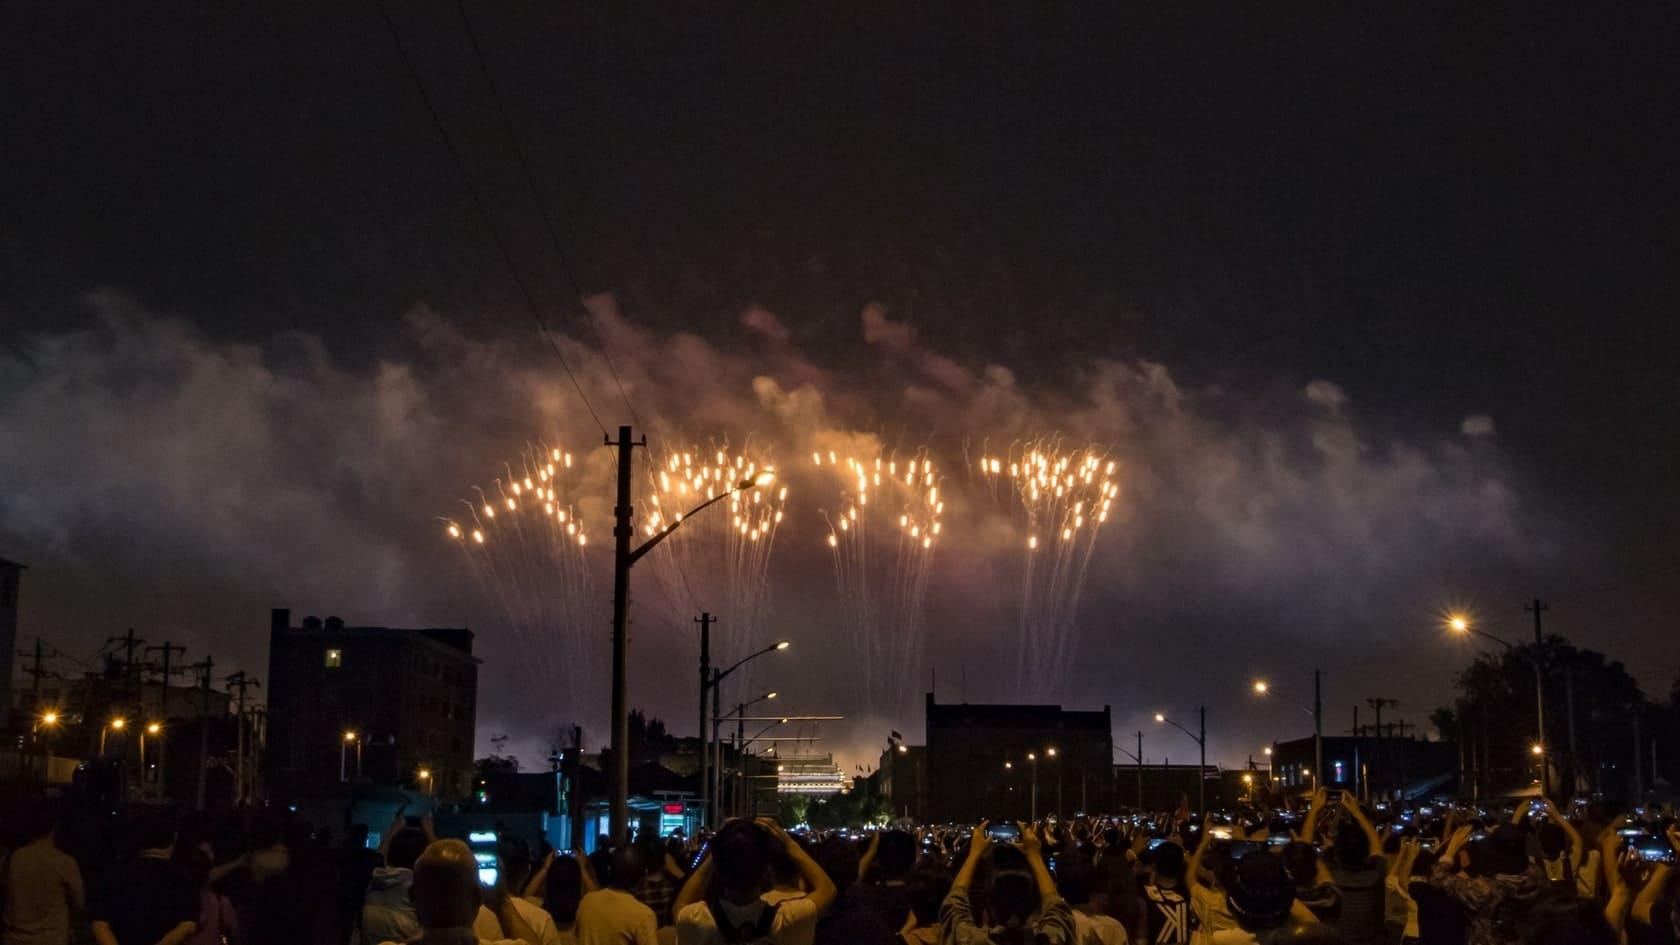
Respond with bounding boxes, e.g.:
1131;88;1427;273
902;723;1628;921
412;839;482;929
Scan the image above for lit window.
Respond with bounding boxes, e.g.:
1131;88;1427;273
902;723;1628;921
325;648;343;668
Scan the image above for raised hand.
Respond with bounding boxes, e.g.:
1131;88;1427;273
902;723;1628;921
1019;822;1043;858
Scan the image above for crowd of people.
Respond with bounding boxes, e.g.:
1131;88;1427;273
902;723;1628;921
2;788;1677;945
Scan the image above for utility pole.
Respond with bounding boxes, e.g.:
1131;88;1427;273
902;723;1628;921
225;672;259;805
1135;731;1144;811
1312;670;1324;798
20;638;49;712
1526;598;1549;791
1351;706;1362;800
145;641;186;801
1365;697;1396;796
108;629;145;718
568;725;585;850
696;612;713;830
607;424;646;844
190;656;213;809
1198;705;1207;816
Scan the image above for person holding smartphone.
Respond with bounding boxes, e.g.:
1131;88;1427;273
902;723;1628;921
940;821;1075;945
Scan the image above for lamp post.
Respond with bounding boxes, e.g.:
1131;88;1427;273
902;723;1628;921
37;711;60;781
1026;752;1040;821
1446;614;1548;794
1048;747;1061;818
609;444;775;845
141;722;162;798
706;641;790;826
341;730;362;782
101;717;126;758
713;690;778;820
1253;674;1323;794
418;767;434;798
1155;709;1206;815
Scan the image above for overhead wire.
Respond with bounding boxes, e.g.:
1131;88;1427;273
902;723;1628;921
451;0;643;431
372;0;607;437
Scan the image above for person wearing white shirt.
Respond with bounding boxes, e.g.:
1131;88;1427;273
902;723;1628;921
673;819;835;945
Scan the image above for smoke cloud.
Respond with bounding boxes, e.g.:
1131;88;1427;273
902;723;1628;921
0;290;1552;768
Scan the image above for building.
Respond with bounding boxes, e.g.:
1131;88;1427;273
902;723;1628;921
266;608;477;801
925;694;1113;823
774;753;849;796
1110;761;1223;811
1269;734;1457;800
877;743;928;821
0;558;22;729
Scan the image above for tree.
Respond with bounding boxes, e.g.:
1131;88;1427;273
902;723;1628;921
777;794;810;826
1441;636;1650;801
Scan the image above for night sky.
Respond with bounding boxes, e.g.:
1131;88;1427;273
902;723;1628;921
4;4;1678;772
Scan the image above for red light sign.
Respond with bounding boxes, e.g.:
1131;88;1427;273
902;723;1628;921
662;803;685;815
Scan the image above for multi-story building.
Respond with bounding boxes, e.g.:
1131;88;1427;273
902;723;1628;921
925;694;1114;823
266;608;477;801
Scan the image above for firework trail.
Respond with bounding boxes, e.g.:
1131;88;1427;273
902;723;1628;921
638;441;786;688
442;444;602;724
814;447;942;719
974;438;1119;699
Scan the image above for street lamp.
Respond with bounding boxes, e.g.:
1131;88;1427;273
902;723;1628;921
141;722;162;796
101;717;127;757
341;730;363;782
1252;672;1323;794
1155;708;1207;815
418;767;434;798
1026;752;1040;821
705;641;791;827
611;455;775;844
714;690;781;822
1047;746;1063;818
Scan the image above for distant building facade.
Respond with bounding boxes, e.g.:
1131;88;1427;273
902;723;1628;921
1269;734;1457;800
266;608;477;801
925;694;1113;822
878;743;928;821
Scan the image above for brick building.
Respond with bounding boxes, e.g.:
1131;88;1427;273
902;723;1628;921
925;694;1113;822
266;608;477;801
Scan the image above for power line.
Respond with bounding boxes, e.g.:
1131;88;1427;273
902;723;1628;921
372;0;607;437
451;0;642;430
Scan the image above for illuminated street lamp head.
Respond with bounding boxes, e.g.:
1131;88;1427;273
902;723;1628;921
898;744;909;754
1027;752;1036;761
1263;747;1273;756
1301;768;1311;776
1004;760;1014;770
774;640;791;650
739;469;777;491
765;691;779;700
1531;743;1544;756
1447;614;1470;633
1154;713;1166;723
344;730;357;742
109;718;126;731
1242;773;1253;784
40;711;59;726
418;768;431;779
1253;680;1269;694
1047;747;1057;757
146;722;161;735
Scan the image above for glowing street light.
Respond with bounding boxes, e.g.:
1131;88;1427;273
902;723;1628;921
40;711;59;727
1155;708;1208;814
341;730;363;782
100;718;127;756
1530;743;1544;756
1251;673;1323;794
1442;611;1548;791
418;767;434;798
